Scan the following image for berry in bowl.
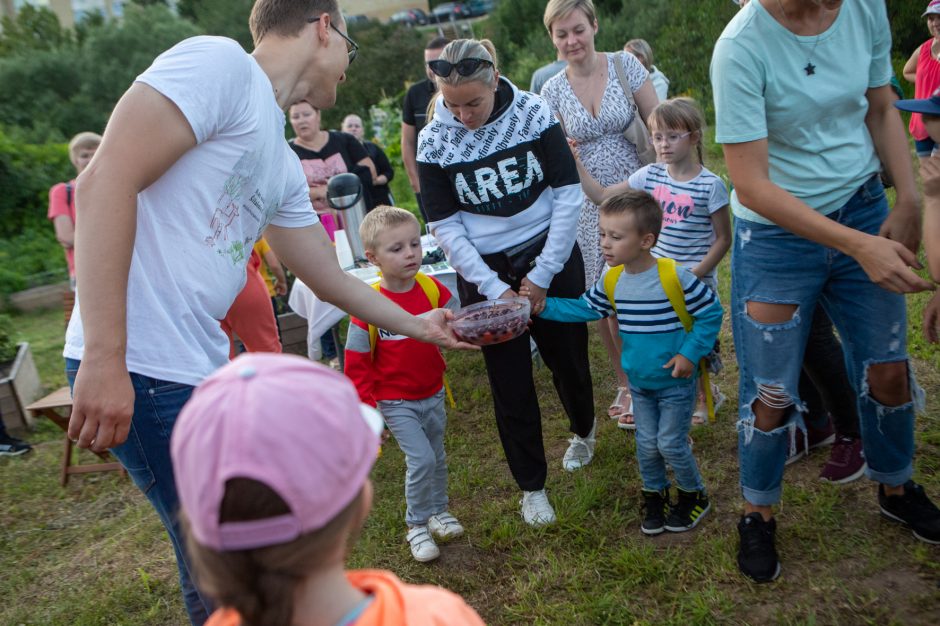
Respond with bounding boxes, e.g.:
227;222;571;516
449;297;531;346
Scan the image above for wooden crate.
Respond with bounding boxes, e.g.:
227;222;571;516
278;312;309;357
0;343;42;431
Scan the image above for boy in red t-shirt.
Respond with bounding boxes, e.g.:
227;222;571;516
47;132;101;289
345;206;464;563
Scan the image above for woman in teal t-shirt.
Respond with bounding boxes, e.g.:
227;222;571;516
711;0;940;584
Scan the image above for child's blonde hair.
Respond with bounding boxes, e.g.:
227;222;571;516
68;131;101;163
359;205;420;252
648;97;707;165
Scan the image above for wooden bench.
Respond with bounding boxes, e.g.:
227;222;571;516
26;386;125;487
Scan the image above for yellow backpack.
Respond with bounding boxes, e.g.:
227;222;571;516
603;258;715;423
367;272;456;408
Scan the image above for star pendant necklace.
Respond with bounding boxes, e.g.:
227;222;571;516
775;0;827;76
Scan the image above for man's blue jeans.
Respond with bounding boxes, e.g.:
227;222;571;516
66;358;211;625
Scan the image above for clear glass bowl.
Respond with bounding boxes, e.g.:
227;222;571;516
449;297;531;346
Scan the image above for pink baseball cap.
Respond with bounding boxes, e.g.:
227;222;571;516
925;1;940;17
171;353;383;551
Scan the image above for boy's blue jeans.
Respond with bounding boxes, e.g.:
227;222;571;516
66;359;211;626
731;175;923;507
631;382;704;493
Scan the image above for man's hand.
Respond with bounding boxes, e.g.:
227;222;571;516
68;357;135;452
852;233;934;294
924;290;940;344
421;308;479;350
879;196;922;254
663;354;694;378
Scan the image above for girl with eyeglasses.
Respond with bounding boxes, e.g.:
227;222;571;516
573;97;731;426
417;38;596;527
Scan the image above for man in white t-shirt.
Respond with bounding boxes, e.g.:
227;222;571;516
63;2;468;623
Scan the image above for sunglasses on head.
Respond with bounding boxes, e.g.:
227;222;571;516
427;58;493;78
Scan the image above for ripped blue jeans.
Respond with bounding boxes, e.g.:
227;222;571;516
731;175;923;506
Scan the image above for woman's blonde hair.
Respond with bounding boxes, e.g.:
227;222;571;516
426;38;499;120
543;0;597;34
624;38;653;71
183;479;364;626
649;97;707;165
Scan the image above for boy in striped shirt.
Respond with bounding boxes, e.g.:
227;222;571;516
528;189;722;535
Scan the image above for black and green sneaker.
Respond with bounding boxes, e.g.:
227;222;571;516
641;488;670;535
665;488;711;532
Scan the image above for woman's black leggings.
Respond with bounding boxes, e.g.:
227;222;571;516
458;245;595;492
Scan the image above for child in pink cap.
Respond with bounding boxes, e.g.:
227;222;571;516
171;353;485;626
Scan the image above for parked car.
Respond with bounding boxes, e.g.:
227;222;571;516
389;8;428;27
465;0;495;17
431;2;469;22
344;14;372;26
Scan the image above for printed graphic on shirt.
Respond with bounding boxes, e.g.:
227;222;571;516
418;90;555;218
206;149;279;266
653;186;695;227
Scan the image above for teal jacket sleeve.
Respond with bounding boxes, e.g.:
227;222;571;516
675;268;723;364
540;295;607;323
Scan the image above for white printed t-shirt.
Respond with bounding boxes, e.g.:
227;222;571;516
64;36;318;385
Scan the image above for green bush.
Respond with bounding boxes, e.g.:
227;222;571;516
0;314;16;364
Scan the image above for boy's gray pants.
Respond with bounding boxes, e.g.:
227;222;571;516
377;388;448;527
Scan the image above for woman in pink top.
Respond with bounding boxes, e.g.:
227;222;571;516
903;1;940;161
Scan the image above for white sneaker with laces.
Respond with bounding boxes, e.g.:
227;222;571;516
406;526;440;562
428;512;465;540
520;489;557;527
562;420;596;472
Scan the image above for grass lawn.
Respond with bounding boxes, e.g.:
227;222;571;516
1;279;939;625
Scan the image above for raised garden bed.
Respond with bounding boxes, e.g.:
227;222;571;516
0;342;42;431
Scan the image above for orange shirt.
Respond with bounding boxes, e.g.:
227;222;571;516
204;569;485;626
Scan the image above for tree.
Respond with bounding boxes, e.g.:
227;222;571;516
176;0;254;50
0;5;70;57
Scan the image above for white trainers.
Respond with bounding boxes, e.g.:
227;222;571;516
428;512;465;540
520;489;557;527
406;526;440;562
562;420;596;472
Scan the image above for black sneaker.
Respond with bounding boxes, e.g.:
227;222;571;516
640;488;669;535
0;434;31;457
737;513;781;583
879;481;940;544
665;488;711;532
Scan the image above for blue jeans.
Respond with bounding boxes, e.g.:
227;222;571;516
631;382;704;492
731;176;924;506
66;359;211;625
378;388;449;527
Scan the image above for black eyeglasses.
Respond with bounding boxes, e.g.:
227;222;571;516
307;17;359;64
427;58;493;78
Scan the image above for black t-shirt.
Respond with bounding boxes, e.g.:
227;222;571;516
288;132;371;212
363;141;394;209
402;79;437;139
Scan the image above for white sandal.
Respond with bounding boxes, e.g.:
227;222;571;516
609;386;631;420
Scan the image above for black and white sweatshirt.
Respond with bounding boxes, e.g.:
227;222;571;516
417;77;582;300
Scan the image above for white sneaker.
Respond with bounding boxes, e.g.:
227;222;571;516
428;512;465;540
406;526;440;562
520;489;557;527
562;420;596;472
713;384;726;414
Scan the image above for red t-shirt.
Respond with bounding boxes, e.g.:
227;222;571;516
344;277;456;406
47;181;76;277
910;39;940;141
